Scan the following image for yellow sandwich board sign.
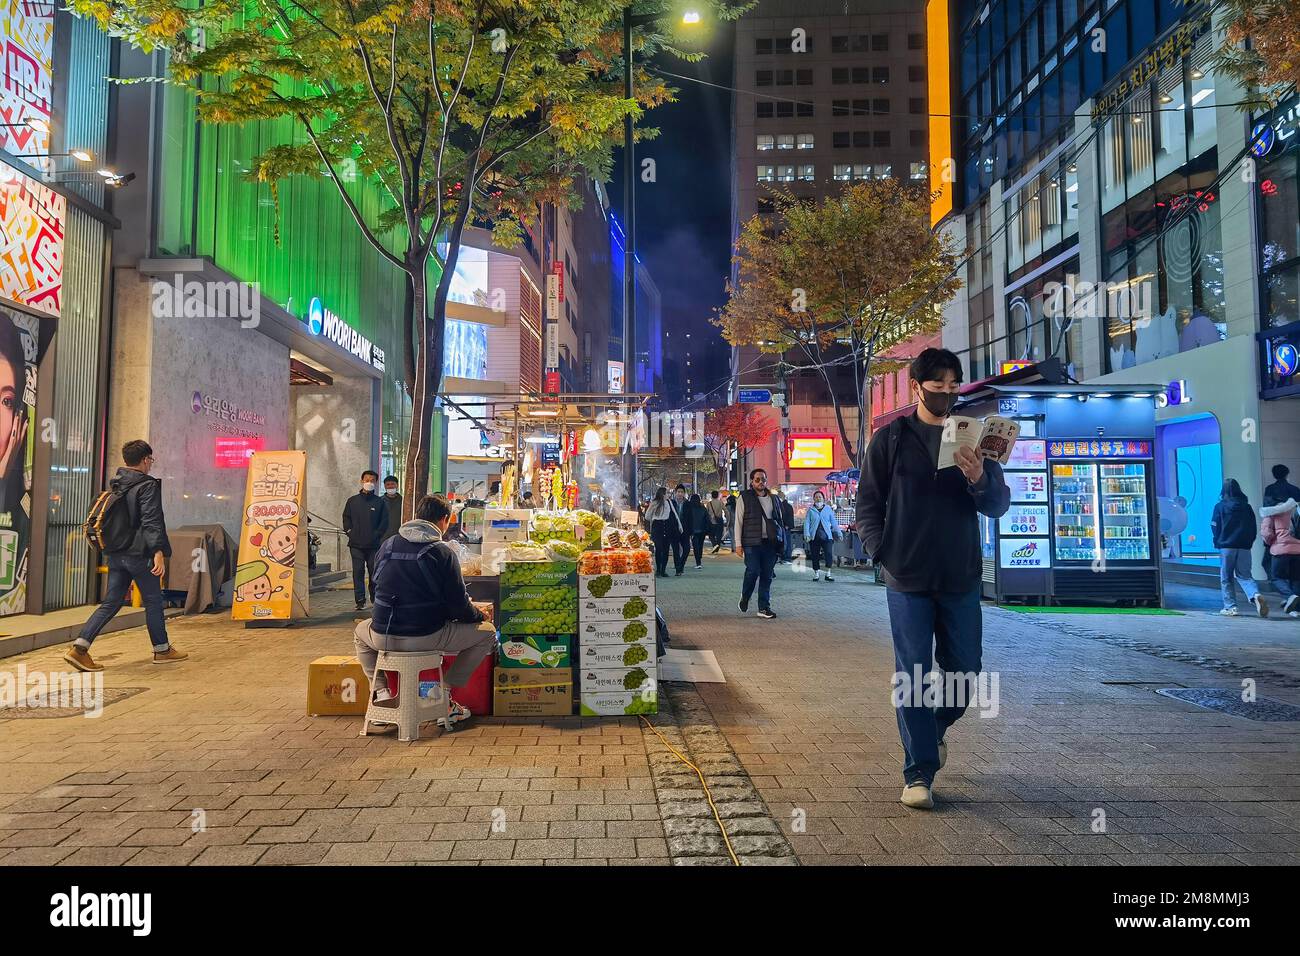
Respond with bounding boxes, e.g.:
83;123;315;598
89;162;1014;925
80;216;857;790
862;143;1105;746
232;451;309;623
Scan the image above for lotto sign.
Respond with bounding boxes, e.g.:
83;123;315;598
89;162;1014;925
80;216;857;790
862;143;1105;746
999;537;1050;569
999;505;1048;536
1005;439;1047;469
232;451;309;623
1007;471;1048;502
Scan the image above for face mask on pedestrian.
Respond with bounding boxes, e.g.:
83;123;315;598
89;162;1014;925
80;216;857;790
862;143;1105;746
384;487;398;497
915;383;957;418
362;481;376;492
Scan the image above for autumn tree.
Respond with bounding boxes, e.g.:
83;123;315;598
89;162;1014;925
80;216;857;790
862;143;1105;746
704;403;780;485
1212;0;1300;104
75;0;732;515
716;180;963;469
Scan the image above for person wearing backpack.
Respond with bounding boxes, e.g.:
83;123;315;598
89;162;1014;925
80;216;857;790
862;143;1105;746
1260;496;1300;617
856;348;1010;810
66;440;187;671
353;494;496;730
1210;479;1268;617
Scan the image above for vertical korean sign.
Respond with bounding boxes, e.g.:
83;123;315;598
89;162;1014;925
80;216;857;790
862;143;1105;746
232;451;309;622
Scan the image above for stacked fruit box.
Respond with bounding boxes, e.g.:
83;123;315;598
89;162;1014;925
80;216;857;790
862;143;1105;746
494;560;578;716
576;571;657;715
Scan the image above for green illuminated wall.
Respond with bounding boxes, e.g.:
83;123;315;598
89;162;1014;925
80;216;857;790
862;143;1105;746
155;77;443;489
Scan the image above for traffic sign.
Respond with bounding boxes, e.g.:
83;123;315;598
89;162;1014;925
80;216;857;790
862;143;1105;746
738;389;772;404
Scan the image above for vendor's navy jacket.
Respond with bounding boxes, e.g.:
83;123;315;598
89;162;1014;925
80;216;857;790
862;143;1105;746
370;520;486;637
855;413;1011;593
1210;497;1258;550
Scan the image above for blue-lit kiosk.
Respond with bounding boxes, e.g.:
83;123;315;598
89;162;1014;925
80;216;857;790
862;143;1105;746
954;377;1163;607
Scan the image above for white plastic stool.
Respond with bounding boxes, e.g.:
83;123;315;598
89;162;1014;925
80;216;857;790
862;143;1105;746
360;649;452;742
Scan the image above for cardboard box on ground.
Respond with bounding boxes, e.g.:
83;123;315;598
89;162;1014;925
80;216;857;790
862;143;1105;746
492;667;573;717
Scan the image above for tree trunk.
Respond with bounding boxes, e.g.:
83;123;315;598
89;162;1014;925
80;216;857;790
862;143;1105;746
402;266;432;521
402;271;416;401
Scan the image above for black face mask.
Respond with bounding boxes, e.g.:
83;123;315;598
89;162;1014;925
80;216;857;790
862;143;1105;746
918;388;956;418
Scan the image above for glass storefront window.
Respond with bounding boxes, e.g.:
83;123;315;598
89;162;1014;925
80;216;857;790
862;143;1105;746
1188;47;1216;160
1125;89;1155;194
1100;114;1125;213
1155;66;1187;180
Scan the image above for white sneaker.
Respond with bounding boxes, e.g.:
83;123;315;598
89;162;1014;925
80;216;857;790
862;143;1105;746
1220;607;1239;617
900;783;934;809
373;683;395;703
1284;595;1299;615
812;571;820;581
1253;594;1270;618
1290;611;1300;619
824;573;834;582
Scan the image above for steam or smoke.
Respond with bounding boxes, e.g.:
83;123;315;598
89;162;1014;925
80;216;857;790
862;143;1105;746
593;453;628;513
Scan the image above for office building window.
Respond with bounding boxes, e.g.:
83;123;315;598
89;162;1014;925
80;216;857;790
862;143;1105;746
756;70;773;86
833;164;852;181
909;97;925;114
832;67;850;84
776;133;795;150
852;99;870;115
757;165;775;183
776;102;794;117
797;133;814;150
873;67;890;84
757;102;774;118
755;38;773;54
873;130;891;147
796;69;814;85
833;99;851;116
799;164;815;181
873;98;890;115
831;35;849;53
908;32;924;50
775;69;794;86
854;164;872;180
776;165;796;182
853;131;870;148
833;131;850;148
909;65;925;82
796;101;814;117
756;134;774;151
852;67;870;84
910;129;925;147
910;162;928;180
875;164;892;178
872;33;889;51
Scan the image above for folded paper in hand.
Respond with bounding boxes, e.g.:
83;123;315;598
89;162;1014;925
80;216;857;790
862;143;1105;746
938;415;1021;470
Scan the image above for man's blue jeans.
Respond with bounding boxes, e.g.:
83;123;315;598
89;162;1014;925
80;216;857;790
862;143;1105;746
742;543;779;610
885;584;983;786
78;552;169;651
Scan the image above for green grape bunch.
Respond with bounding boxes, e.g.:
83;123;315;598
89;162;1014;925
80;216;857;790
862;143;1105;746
622;596;648;619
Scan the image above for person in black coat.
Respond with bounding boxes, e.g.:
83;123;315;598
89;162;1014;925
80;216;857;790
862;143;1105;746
683;493;712;570
343;469;389;610
1211;478;1267;617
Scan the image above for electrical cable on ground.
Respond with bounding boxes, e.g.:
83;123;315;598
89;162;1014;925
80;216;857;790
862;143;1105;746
638;714;742;866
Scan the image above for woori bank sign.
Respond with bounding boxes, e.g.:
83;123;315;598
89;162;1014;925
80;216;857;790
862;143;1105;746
306;297;385;371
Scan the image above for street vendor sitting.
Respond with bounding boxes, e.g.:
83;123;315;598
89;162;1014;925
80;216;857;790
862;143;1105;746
353;494;496;729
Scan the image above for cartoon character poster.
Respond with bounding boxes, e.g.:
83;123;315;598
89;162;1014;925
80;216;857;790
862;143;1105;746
232;450;309;622
0;304;51;616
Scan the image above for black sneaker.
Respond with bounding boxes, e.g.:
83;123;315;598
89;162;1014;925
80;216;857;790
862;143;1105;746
757;608;776;619
355;601;366;611
738;598;749;613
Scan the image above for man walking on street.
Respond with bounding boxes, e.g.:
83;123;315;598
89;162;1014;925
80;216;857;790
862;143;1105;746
65;440;188;671
670;484;690;576
380;475;402;543
706;490;727;553
724;491;737;550
343;469;389;610
857;348;1010;810
776;490;797;563
734;468;781;619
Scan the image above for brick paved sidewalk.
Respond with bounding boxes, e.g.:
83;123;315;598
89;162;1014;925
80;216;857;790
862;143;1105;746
651;554;1300;866
2;560;1297;866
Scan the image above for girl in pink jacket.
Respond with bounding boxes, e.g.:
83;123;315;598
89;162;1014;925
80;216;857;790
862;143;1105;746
1260;498;1300;616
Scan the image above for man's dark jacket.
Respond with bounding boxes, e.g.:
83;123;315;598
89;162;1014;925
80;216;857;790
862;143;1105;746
109;467;172;558
382;493;402;541
1264;479;1300;507
856;414;1010;592
371;520;486;637
343;490;389;550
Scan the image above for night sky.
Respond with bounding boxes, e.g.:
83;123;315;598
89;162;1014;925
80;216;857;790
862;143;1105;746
611;22;735;407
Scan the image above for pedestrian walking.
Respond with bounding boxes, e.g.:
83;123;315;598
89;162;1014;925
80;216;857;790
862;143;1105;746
706;490;727;553
381;475;402;543
1211;479;1268;617
775;490;796;563
734;468;781;619
1260;496;1300;617
1262;464;1300;579
803;490;840;581
856;348;1010;810
670;485;690;575
684;492;711;570
645;487;683;578
343;469;389;610
724;491;737;550
66;439;188;672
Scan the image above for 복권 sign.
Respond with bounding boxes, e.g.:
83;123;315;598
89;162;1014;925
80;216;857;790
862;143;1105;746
999;537;1051;569
1007;471;1048;502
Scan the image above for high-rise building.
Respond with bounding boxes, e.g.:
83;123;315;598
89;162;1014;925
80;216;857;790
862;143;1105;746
730;0;930;483
932;0;1299;587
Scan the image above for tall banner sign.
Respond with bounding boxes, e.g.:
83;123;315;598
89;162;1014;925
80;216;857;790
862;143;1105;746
232;451;309;623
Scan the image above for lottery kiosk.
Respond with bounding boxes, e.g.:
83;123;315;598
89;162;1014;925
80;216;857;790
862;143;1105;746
955;383;1163;607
